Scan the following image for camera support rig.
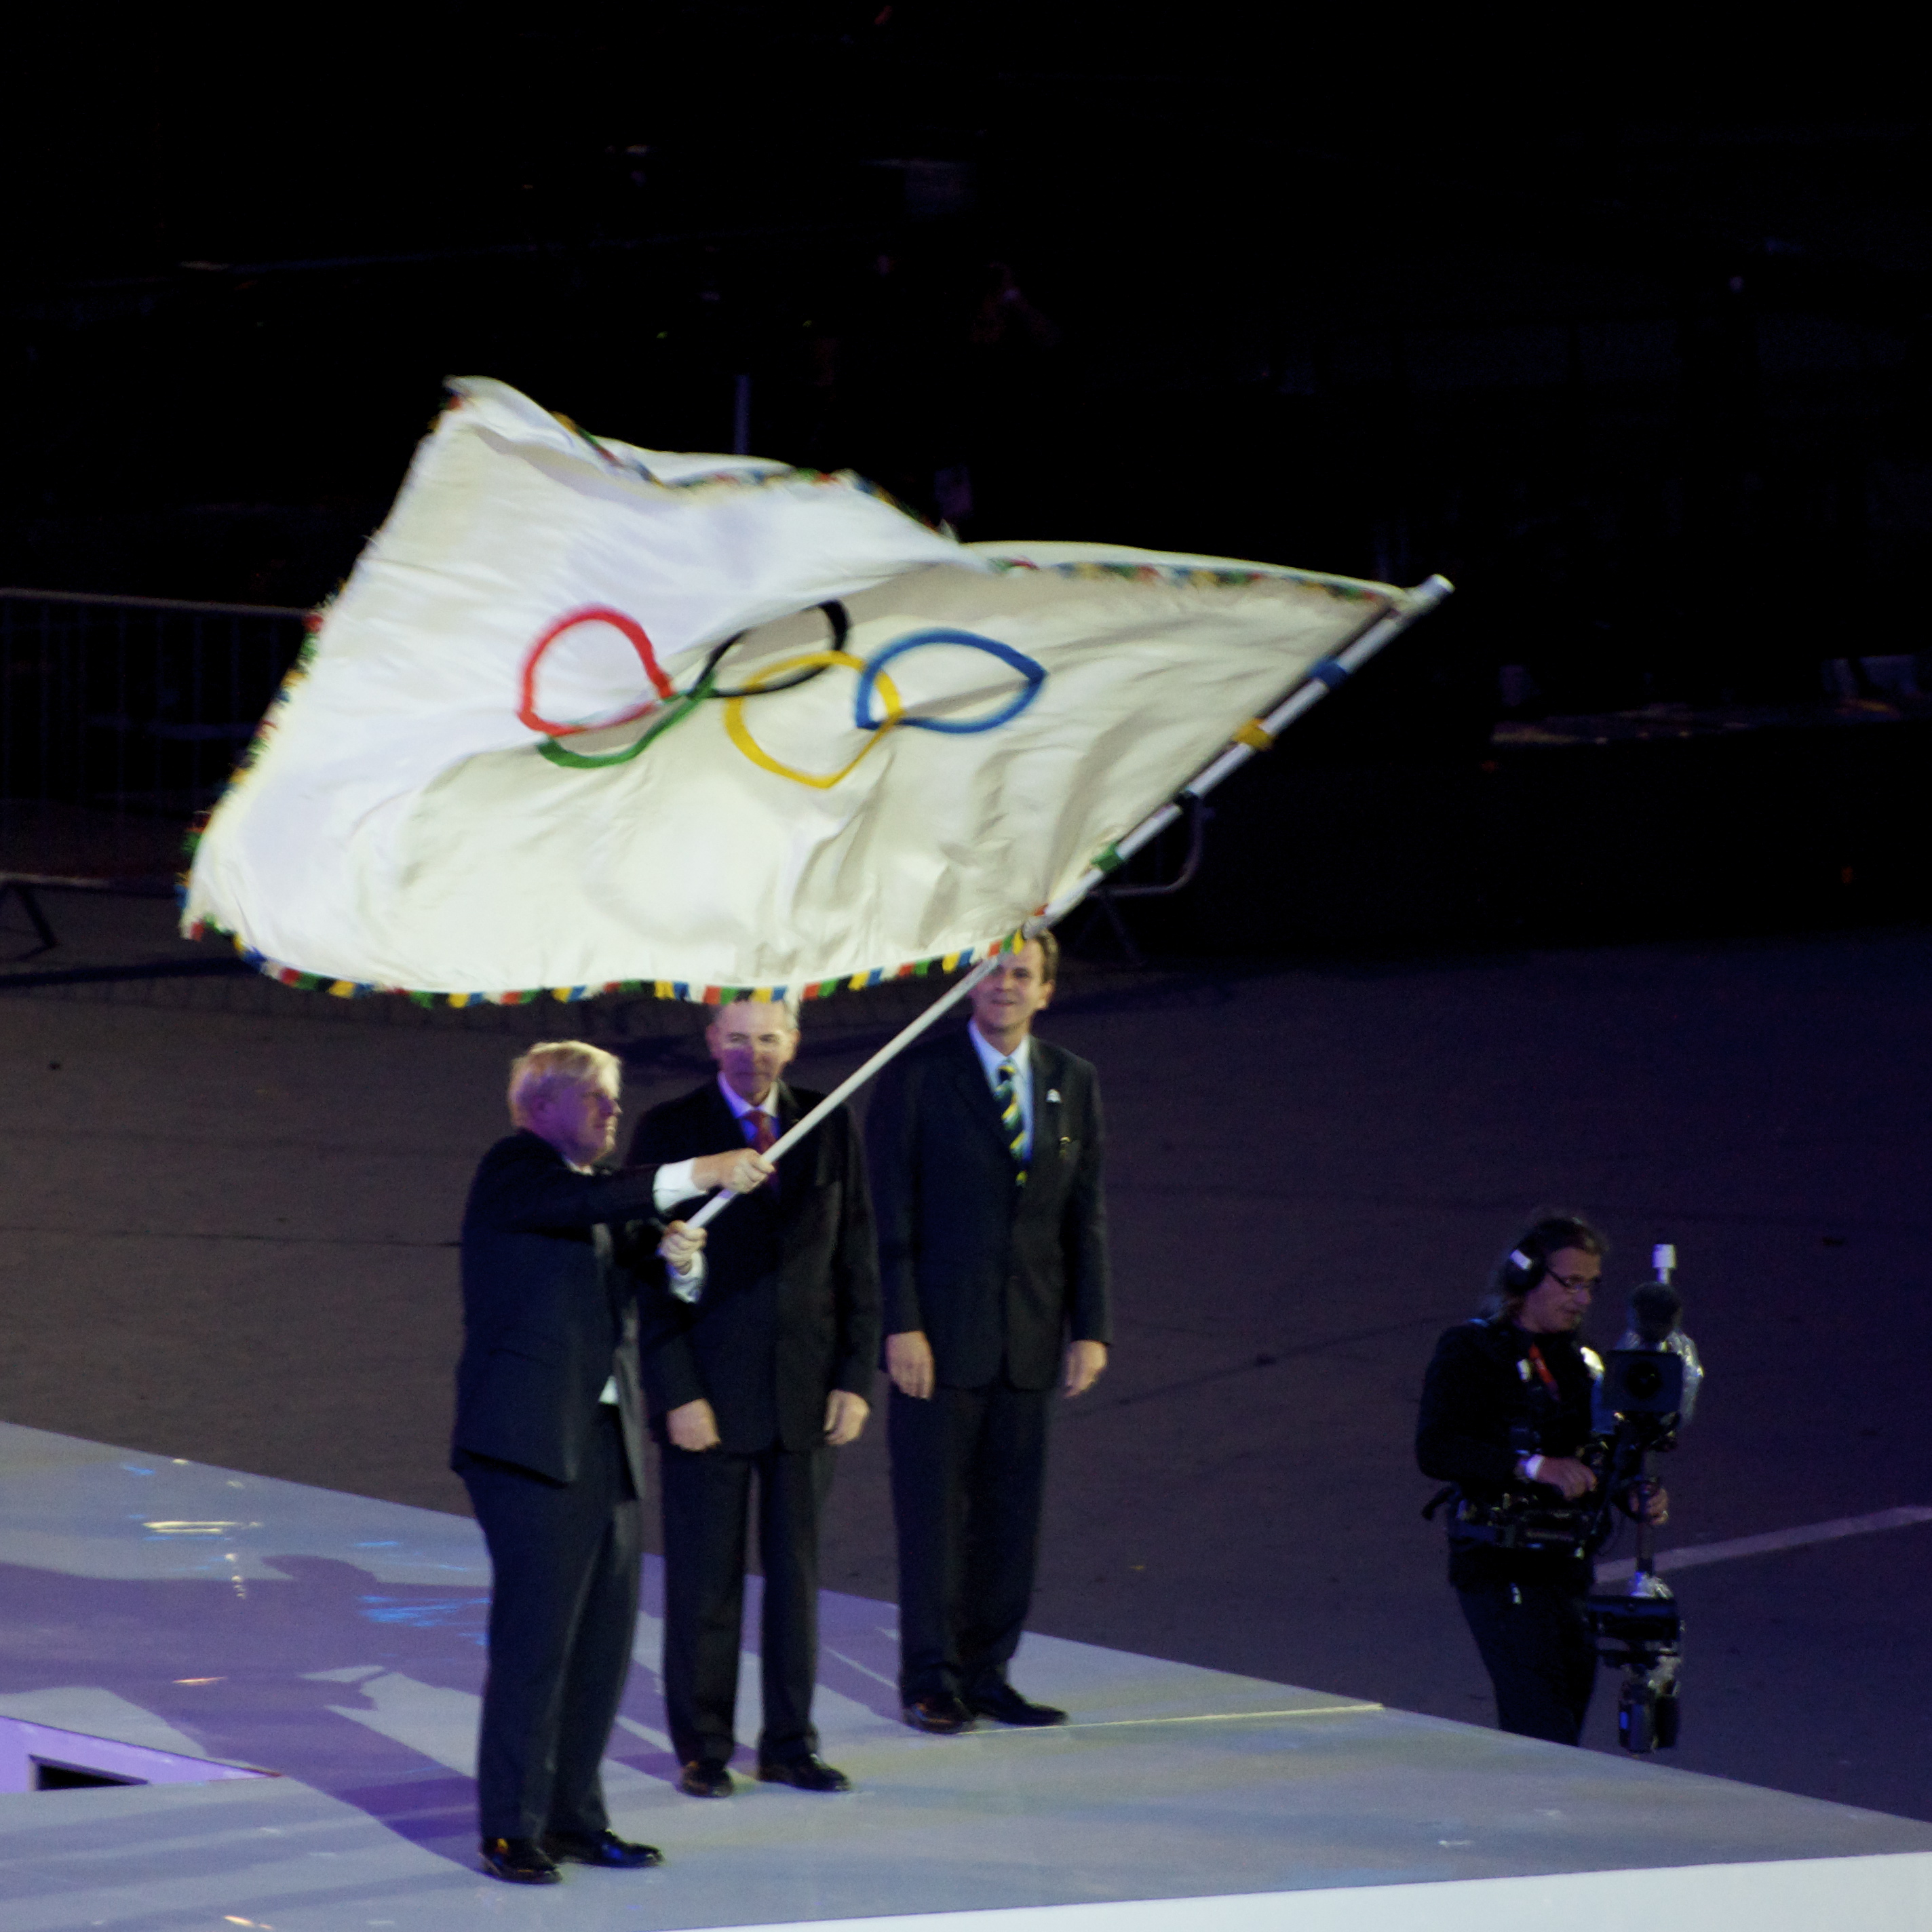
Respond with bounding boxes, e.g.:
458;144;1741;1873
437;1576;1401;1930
1585;1418;1684;1751
1583;1243;1701;1753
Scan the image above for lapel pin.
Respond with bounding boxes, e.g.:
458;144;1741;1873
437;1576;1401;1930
1047;1089;1060;1104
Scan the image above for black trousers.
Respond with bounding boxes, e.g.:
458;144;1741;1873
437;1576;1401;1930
659;1440;833;1766
459;1408;642;1840
1456;1579;1598;1745
889;1379;1051;1702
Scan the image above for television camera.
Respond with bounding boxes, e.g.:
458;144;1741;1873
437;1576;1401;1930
1427;1241;1705;1752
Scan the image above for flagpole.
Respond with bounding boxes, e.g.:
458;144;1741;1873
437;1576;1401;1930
680;573;1452;1233
1028;573;1454;930
681;954;1001;1231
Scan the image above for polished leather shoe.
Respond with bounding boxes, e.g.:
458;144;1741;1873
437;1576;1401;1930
480;1836;561;1885
968;1682;1068;1726
542;1828;663;1869
901;1693;975;1735
757;1753;853;1792
677;1758;735;1798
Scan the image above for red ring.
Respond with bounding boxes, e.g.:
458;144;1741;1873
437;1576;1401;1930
518;605;673;736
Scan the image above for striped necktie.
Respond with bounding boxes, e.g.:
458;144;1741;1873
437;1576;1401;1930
994;1059;1026;1182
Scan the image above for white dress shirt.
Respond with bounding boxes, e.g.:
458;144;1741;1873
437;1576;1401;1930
580;1156;708;1404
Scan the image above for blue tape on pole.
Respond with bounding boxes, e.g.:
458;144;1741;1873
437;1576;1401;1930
1309;657;1349;690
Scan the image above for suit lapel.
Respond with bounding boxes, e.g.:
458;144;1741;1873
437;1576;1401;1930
771;1079;803;1215
702;1079;744;1148
564;1136;617;1271
1028;1040;1073;1180
590;1217;623;1333
948;1032;1019;1164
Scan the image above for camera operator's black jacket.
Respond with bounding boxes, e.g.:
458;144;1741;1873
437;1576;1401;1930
1416;1318;1602;1589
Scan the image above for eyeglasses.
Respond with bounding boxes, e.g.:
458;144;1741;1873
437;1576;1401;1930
1545;1271;1598;1292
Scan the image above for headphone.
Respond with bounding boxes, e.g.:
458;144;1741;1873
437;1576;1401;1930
1500;1241;1546;1294
1491;1215;1604;1313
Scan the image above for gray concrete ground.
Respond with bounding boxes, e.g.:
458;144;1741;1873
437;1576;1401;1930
11;1417;1932;1931
3;887;1929;1823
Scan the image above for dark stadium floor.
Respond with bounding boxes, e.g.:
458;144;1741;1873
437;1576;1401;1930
3;891;1929;1822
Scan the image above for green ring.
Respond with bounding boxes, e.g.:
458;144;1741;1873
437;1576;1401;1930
538;670;716;770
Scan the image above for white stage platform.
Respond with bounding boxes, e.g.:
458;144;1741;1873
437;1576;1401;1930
1;1420;1928;1931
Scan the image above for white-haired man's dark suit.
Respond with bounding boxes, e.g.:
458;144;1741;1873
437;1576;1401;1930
452;1132;683;1847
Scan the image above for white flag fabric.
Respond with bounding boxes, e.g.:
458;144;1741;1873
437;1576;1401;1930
182;378;1417;1003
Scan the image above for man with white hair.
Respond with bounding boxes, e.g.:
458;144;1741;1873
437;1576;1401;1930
454;1039;771;1886
630;997;881;1798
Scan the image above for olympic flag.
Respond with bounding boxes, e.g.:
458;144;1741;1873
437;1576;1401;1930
182;378;1440;1002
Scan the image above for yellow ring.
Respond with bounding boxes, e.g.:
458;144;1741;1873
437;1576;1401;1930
722;649;904;790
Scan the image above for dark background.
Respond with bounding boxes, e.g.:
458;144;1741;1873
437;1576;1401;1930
7;5;1931;948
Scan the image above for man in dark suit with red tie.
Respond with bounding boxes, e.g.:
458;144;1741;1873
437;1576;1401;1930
630;999;881;1798
865;931;1111;1734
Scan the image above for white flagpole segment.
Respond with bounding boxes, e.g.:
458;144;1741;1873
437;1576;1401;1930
680;952;1003;1233
674;573;1453;1237
1030;574;1454;930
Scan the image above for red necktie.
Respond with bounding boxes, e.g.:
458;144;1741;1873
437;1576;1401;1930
745;1110;775;1155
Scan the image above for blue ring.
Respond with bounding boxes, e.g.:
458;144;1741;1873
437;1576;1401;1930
853;628;1047;735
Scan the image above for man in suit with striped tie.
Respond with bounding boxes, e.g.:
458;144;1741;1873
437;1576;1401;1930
865;931;1111;1733
630;999;880;1798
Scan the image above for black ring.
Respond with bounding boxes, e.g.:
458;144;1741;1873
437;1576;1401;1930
703;602;851;699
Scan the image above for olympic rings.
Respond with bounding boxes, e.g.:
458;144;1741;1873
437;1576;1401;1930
518;606;673;737
723;651;904;790
851;629;1046;735
522;603;1049;791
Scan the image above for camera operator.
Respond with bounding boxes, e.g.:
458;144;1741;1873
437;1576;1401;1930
1416;1216;1667;1745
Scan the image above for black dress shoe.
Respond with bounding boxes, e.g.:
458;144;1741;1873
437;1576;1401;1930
968;1682;1068;1726
542;1828;663;1869
902;1693;975;1734
677;1758;735;1797
480;1836;561;1885
757;1753;853;1792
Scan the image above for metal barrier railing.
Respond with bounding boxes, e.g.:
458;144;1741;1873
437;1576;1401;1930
1;587;309;887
